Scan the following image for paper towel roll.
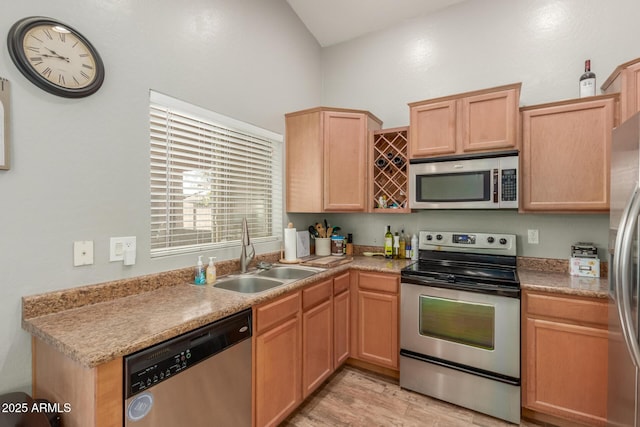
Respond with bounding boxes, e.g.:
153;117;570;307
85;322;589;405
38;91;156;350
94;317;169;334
284;227;297;261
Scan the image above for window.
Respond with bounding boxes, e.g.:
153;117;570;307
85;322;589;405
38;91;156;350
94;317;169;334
150;91;283;257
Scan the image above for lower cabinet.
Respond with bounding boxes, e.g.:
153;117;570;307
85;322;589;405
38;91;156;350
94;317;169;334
254;291;302;427
253;272;353;427
301;279;333;398
333;272;351;367
352;271;399;370
522;290;608;426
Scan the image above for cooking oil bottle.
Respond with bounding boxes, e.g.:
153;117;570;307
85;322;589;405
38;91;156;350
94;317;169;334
384;225;393;258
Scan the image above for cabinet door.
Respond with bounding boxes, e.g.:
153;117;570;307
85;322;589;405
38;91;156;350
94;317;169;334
255;316;301;427
521;96;616;212
460;87;518;152
409;100;457;158
524;317;608;426
356;289;398;369
323;111;368;211
285;111;323;212
333;289;350;367
302;299;333;398
622;62;640;122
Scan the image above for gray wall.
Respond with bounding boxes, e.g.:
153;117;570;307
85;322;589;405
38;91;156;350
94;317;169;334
289;0;640;261
1;0;321;394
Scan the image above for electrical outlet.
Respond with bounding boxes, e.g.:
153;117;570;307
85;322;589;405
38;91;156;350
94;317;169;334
110;236;136;262
527;229;539;245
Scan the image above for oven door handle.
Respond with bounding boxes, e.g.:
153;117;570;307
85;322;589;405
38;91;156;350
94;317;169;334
401;275;520;298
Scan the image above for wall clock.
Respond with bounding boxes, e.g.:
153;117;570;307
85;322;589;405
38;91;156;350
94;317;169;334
7;16;105;98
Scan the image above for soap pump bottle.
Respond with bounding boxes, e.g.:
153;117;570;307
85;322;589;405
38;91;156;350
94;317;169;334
206;257;217;285
195;255;206;285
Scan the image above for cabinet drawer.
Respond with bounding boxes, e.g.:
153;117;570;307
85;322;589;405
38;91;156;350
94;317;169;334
358;272;399;294
525;291;608;327
255;291;301;334
333;272;350;295
303;279;332;311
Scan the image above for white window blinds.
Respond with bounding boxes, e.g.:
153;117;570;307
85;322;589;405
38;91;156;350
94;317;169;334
150;91;283;257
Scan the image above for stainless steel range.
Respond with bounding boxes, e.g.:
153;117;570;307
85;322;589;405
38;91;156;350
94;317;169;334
400;231;521;424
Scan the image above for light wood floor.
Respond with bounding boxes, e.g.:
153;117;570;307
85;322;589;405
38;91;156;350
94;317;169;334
283;366;544;427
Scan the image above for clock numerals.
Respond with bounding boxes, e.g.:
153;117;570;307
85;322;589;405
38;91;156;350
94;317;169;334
42;28;53;40
29;57;44;66
58;32;66;43
58;74;66;86
41;67;52;78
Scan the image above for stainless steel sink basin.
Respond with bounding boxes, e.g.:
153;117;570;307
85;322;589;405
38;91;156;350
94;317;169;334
214;265;324;294
256;267;317;280
215;276;286;294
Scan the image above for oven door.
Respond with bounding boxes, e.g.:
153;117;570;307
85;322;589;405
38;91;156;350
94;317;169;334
400;281;520;379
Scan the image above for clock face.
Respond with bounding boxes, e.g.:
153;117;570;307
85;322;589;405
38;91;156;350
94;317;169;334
7;17;105;98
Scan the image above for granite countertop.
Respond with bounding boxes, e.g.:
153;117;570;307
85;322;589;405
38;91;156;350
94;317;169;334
519;269;609;299
22;254;608;369
23;256;411;368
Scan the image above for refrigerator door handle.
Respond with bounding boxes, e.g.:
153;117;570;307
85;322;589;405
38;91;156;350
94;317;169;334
615;183;640;369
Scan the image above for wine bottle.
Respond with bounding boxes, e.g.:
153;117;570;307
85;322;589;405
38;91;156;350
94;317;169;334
579;59;596;98
384;225;393;258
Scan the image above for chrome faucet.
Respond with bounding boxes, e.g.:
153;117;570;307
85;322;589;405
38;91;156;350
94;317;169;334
239;217;255;273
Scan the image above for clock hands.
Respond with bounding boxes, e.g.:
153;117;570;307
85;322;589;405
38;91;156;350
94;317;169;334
43;47;70;63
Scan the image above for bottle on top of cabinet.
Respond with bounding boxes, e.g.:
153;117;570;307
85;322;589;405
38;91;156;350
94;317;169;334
579;59;596;98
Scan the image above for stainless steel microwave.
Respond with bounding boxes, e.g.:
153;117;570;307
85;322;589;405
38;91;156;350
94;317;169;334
409;151;519;209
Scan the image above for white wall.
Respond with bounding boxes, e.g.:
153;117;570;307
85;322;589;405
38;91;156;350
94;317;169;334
292;0;640;259
0;0;321;394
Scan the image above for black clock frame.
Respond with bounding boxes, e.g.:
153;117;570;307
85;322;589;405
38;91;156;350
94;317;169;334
7;16;105;98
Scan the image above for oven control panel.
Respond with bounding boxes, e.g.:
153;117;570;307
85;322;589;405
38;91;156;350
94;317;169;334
419;231;516;256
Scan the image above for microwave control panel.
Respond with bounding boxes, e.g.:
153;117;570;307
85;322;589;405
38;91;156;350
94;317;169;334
501;169;517;202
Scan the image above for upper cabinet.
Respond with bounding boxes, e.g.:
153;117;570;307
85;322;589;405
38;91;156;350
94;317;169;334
285;107;382;213
408;83;521;159
602;57;640;122
520;94;619;213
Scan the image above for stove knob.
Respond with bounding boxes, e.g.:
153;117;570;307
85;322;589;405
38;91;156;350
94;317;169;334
426;234;433;241
499;238;507;245
487;237;495;244
436;234;443;241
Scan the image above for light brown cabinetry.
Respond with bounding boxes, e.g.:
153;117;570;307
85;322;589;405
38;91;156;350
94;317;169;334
301;279;333;398
285;107;382;212
522;290;608;426
602;57;640;122
370;127;410;212
352;271;399;370
32;337;122;427
408;83;521;159
333;272;351;367
254;291;302;427
520;94;618;212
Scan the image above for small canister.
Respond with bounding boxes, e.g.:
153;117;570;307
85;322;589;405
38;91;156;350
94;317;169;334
331;235;345;256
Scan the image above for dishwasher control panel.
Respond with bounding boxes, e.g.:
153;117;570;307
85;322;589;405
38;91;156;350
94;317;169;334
124;309;252;398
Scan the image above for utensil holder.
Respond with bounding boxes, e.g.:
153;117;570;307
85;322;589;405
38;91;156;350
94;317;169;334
315;238;331;256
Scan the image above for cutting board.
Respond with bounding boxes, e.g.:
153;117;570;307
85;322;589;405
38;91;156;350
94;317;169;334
302;256;353;268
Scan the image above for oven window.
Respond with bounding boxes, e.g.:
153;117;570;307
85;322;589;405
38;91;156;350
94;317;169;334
416;171;490;202
419;295;495;350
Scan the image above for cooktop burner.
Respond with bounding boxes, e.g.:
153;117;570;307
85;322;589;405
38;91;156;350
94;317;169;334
401;231;520;290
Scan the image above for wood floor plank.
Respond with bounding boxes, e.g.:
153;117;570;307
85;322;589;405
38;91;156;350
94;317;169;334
283;366;544;427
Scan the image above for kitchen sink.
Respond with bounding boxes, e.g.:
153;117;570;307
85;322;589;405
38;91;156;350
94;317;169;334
256;266;318;280
214;265;324;293
215;276;286;294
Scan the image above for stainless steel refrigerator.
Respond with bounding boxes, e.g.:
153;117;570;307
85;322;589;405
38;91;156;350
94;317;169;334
609;112;640;427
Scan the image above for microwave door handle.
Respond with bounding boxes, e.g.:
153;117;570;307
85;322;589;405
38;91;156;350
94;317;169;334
493;169;499;204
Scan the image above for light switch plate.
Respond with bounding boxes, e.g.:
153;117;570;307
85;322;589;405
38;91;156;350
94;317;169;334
527;229;539;245
73;241;94;266
110;236;136;262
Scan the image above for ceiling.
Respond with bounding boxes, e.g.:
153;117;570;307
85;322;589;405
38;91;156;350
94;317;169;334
286;0;468;47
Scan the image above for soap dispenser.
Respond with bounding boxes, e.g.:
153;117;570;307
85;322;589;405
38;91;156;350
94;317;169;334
206;257;217;285
195;255;206;285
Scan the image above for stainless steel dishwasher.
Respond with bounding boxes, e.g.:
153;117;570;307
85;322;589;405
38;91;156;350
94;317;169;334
124;309;252;426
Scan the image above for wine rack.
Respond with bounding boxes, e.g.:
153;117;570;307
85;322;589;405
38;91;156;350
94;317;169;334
371;126;410;213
